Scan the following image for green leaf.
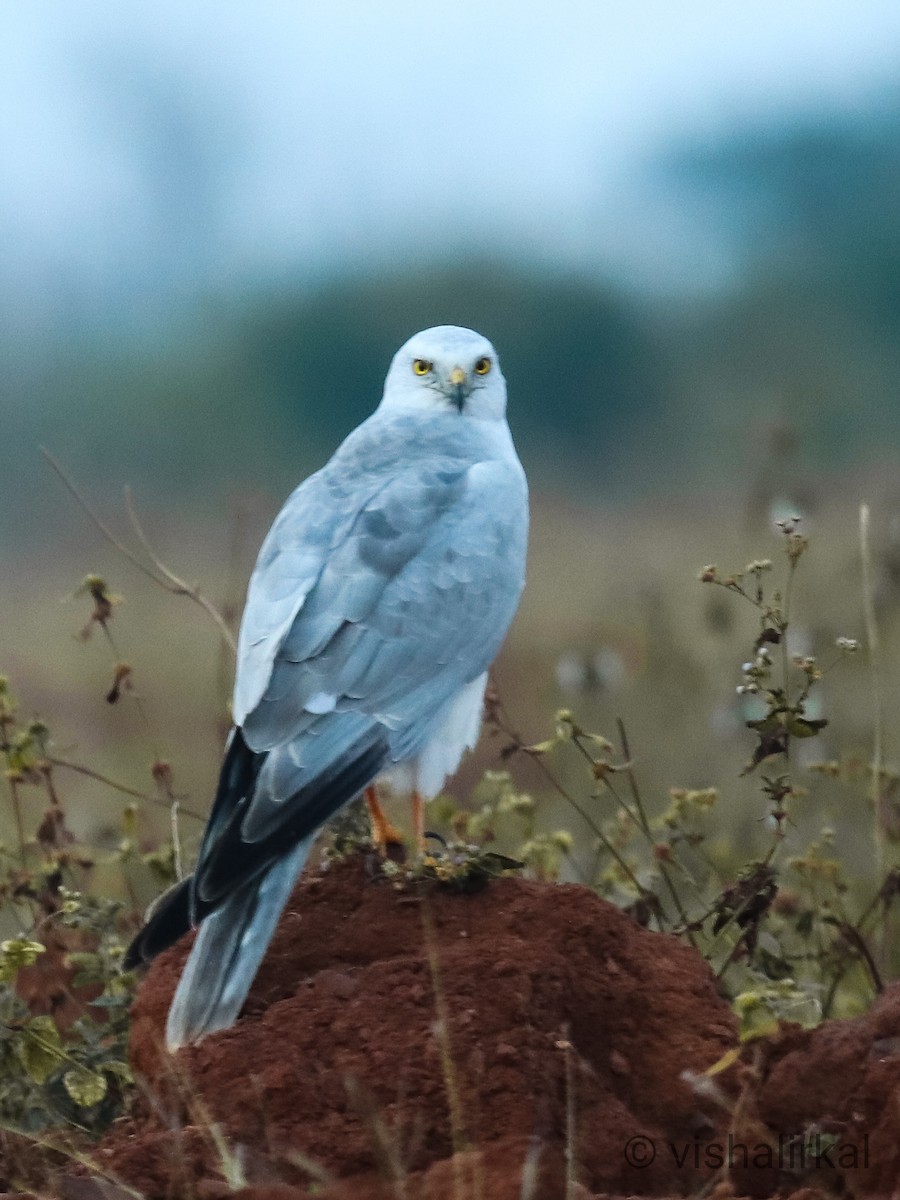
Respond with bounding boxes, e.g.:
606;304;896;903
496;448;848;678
65;951;102;972
733;992;779;1042
745;715;778;733
525;739;558;754
100;1059;134;1083
756;945;794;981
0;938;46;982
85;992;131;1008
63;1067;108;1108
20;1016;65;1084
796;909;815;937
788;717;829;738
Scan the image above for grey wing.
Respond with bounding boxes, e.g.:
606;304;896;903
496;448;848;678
237;454;527;836
341;457;528;740
233;458;394;726
242;456;527;745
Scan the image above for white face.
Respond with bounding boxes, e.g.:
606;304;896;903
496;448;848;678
379;325;507;421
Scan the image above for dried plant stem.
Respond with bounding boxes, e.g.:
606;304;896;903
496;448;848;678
420;896;480;1200
779;558;798;711
41;447;236;656
860;505;884;862
860;504;888;959
541;768;645;898
43;448;232;835
47;757;204;821
343;1074;408;1199
489;697;645;897
5;776;26;865
169;801;184;881
714;928;752;982
124;486;237;656
561;1026;578;1200
152;758;185;882
615;718;698;943
98;613;156;736
0;719;27;863
517;1140;543;1200
0;1121;145;1198
216;496;252;728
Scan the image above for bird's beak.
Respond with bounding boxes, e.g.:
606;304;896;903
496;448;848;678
449;365;467;412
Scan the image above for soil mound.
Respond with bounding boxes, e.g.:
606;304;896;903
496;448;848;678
111;855;737;1198
58;856;900;1198
731;982;900;1200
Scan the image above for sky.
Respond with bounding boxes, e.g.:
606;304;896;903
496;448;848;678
2;0;900;324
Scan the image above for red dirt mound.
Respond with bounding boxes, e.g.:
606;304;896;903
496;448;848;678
731;982;900;1200
110;855;737;1199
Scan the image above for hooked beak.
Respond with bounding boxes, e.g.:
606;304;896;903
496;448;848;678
448;365;467;412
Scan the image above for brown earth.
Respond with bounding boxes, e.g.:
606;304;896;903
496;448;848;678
55;857;900;1199
727;984;900;1200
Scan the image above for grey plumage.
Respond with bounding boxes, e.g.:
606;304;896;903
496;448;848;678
125;325;528;1048
166;838;313;1048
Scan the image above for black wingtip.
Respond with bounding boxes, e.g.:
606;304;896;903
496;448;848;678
123;875;194;970
195;734;389;907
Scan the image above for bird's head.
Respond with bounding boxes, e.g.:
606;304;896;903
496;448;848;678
380;326;507;421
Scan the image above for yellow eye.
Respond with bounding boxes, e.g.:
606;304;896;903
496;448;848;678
412;358;433;376
474;357;492;375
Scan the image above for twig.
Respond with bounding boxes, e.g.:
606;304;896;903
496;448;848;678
41;447;236;656
124;487;237;655
714;927;751;981
216;495;251;732
837;919;884;994
47;757;204;821
489;698;646;898
615;718;698;944
42;448;169;587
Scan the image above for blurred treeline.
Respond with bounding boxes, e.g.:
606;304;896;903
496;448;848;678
4;95;900;553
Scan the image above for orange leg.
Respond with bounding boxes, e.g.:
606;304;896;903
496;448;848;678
365;785;404;853
412;790;426;854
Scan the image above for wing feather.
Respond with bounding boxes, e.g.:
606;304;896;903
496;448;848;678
240;453;527;758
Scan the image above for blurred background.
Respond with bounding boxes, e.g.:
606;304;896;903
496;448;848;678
3;0;900;892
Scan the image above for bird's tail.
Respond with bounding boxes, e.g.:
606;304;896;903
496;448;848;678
165;836;312;1050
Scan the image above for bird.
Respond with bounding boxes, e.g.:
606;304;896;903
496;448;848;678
124;324;529;1050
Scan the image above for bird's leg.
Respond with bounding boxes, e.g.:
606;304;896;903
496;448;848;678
412;790;426;855
364;785;404;853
